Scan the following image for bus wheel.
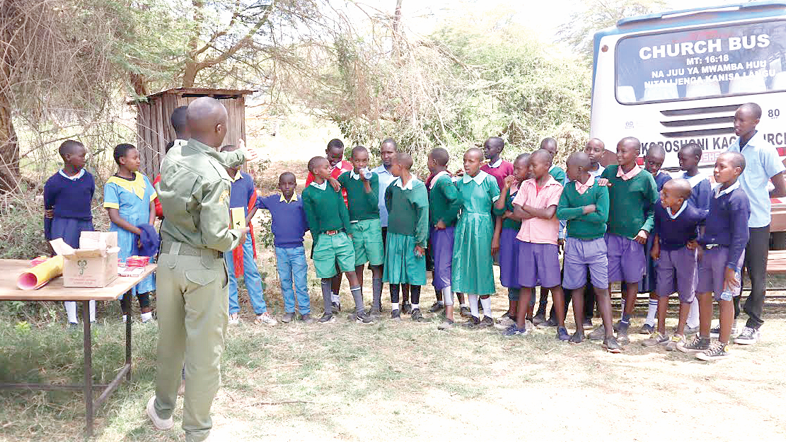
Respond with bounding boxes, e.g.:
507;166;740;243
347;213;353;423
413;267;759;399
771;232;786;250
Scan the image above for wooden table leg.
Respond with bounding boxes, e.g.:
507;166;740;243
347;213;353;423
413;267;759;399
83;301;93;437
124;294;132;381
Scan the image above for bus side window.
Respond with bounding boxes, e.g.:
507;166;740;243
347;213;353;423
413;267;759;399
642;82;678;101
686;81;721;98
617;85;637;103
730;76;767;94
772;72;786;91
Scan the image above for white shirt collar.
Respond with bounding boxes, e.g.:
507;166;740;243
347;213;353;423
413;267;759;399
462;170;488;185
683;172;706;188
488;158;502;168
713;181;740;198
429;171;451;190
59;168;85;181
349;170;361;180
394;176;419;191
666;200;688;219
310;181;327;191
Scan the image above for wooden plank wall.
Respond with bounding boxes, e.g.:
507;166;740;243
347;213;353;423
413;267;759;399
137;91;249;179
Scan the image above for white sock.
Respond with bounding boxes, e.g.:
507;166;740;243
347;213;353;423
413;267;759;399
65;301;77;323
141;312;153;323
480;297;491;317
645;298;658;327
620;298;626;320
412;304;419;310
122;314;128;323
89;300;96;323
391;302;399;311
468;295;479;317
331;293;340;304
687;297;699;328
437;300;444;306
460;303;468;308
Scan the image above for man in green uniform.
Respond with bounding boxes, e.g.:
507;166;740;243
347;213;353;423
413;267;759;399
147;97;249;441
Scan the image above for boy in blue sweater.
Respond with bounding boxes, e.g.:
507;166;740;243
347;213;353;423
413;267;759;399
256;172;314;324
220;145;276;326
680;152;750;361
44;140;96;327
646;179;706;350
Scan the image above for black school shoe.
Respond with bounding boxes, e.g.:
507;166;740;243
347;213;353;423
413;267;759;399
603;336;622;353
402;303;412;314
391;309;401;321
569;331;584;344
464;316;481;328
332;302;341;314
479;316;494;328
355;311;374;324
411;308;424;322
318;313;335;324
429;302;444;313
459;306;471;318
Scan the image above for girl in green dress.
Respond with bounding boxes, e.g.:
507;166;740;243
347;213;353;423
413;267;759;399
452;148;501;327
383;153;430;321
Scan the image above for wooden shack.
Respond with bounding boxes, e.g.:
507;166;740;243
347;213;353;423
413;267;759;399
134;87;253;177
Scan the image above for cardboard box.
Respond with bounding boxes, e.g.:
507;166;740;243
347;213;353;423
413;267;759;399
50;232;121;288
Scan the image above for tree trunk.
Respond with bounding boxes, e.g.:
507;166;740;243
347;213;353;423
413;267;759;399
0;90;19;192
0;2;19;192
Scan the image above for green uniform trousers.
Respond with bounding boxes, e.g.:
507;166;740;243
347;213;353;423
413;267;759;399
154;249;229;442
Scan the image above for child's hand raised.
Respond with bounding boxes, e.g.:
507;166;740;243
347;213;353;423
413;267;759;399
503;175;516;189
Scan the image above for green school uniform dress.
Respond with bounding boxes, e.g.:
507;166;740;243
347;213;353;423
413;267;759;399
338;170;384;266
452;170;500;295
383;177;429;285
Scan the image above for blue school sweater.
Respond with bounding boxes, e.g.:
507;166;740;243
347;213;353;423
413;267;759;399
653;202;706;250
257;193;309;249
43;170;95;220
683;172;711;210
699;183;751;271
229;172;256;217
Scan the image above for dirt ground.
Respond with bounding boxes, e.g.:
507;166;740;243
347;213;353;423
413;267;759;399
2;159;786;441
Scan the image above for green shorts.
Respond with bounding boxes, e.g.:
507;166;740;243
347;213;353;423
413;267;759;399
313;232;356;278
348;218;384;266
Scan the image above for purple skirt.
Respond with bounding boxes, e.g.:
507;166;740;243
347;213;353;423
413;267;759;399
499;229;521;288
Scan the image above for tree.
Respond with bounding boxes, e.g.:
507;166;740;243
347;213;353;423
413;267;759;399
558;0;666;63
296;4;591;166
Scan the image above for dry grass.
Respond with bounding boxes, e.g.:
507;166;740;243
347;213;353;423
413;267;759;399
2;160;786;441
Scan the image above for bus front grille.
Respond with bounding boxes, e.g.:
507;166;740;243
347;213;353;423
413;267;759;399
659;104;742;138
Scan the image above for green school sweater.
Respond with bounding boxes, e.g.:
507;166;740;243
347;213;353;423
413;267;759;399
385;178;430;246
600;165;659;239
428;173;461;227
555;181;609;240
492;186;521;230
337;171;380;221
549;166;566;186
302;183;351;236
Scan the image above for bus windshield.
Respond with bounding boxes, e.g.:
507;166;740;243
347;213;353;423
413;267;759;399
616;20;786;104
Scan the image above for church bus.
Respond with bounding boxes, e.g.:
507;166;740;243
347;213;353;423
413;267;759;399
590;1;786;172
